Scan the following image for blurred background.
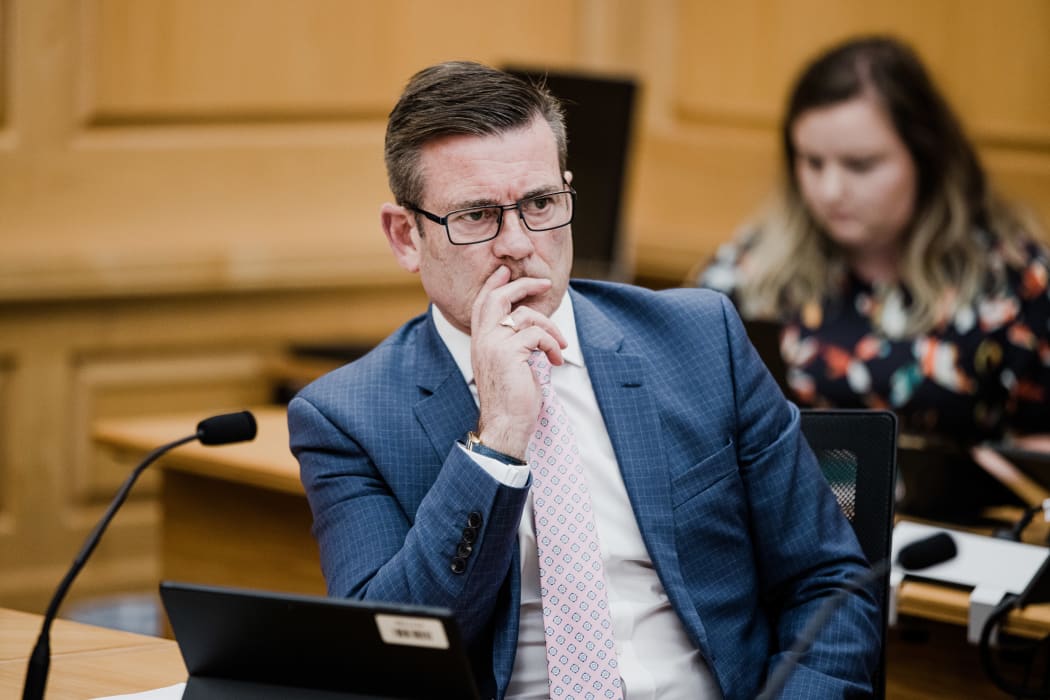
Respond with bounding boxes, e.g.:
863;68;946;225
1;0;1048;625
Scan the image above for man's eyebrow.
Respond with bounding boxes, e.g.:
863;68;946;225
451;197;500;211
522;184;565;199
447;184;564;212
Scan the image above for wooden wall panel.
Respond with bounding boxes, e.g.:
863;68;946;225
85;0;579;124
676;0;1050;144
84;0;395;123
676;0;951;126
2;0;582;303
0;0;7;127
0;140;399;299
984;148;1050;219
0;356;11;533
71;352;274;501
372;0;579;83
630;126;778;281
946;1;1050;146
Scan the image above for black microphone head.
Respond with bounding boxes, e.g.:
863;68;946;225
897;532;957;570
196;411;257;445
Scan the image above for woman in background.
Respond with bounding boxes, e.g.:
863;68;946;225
697;35;1050;519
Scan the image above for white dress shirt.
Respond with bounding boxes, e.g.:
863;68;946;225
432;296;722;700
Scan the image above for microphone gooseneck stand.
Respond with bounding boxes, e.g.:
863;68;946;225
22;411;257;700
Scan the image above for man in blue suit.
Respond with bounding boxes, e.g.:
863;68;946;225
289;61;879;699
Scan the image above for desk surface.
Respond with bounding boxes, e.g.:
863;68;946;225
0;608;185;699
94;405;300;494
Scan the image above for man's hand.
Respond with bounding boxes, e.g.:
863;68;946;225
470;266;568;460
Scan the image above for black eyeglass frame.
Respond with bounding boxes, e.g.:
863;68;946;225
406;187;577;246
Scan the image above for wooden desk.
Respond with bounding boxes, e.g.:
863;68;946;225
95;406;324;597
899;579;1050;639
95;407;1050;698
0;608;185;698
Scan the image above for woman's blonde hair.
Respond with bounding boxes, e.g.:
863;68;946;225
739;36;1038;335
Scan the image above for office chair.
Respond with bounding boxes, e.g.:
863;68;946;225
800;408;898;700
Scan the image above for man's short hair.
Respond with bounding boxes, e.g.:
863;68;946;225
384;61;568;208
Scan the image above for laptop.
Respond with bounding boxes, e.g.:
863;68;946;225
159;581;483;700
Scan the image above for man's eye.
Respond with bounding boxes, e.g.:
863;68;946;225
523;195;559;215
456;208;495;224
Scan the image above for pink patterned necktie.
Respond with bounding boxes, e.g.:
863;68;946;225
526;353;624;700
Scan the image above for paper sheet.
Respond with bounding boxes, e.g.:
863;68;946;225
893;520;1048;592
91;682;185;700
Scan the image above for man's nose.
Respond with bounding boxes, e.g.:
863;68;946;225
492;207;534;258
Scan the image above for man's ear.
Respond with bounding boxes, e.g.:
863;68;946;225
563;170;573;186
381;203;422;273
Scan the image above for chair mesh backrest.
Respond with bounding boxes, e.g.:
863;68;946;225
800;409;897;571
818;448;858;522
800;409;898;700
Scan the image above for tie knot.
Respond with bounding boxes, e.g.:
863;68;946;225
527;351;552;385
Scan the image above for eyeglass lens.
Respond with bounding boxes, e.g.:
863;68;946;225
447;191;573;243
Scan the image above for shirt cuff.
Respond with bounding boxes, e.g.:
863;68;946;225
458;443;531;488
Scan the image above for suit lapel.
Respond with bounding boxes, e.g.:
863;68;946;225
572;291;709;651
411;314;479;491
571;292;677;567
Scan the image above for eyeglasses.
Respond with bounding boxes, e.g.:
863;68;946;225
407;188;576;245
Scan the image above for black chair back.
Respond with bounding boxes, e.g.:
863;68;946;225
800;408;898;700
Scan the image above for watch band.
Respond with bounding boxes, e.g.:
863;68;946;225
463;431;526;466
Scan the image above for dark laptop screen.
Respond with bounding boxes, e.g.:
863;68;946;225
160;581;481;700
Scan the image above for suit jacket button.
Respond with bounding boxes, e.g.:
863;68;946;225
450;557;467;574
467;511;483;528
462;526;478;544
457;542;473;558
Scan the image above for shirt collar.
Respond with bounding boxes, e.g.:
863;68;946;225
431;290;583;386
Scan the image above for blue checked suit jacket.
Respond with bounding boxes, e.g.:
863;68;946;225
289;280;880;699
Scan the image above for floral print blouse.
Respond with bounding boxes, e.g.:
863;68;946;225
698;234;1050;443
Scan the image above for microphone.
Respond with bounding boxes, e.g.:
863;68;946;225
21;410;257;700
196;410;259;445
896;531;957;570
756;532;957;700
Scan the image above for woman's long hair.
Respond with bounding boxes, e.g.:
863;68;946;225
740;35;1037;335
